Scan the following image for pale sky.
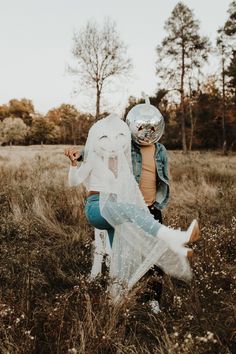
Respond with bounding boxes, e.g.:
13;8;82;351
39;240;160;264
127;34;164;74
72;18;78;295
0;0;232;115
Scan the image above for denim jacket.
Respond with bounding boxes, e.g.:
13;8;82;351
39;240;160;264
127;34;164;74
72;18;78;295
78;141;169;210
131;141;169;210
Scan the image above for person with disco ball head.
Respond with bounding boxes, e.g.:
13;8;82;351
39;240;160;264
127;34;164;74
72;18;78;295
125;92;168;313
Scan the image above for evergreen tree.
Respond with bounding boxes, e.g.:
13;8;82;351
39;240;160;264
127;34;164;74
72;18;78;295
227;51;236;103
216;1;236;153
156;2;211;152
224;0;236;36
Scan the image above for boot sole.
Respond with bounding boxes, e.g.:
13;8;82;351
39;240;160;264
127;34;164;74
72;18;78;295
187;220;200;244
187;249;193;258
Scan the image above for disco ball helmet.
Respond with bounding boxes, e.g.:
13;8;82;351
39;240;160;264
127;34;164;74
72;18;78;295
126;93;165;145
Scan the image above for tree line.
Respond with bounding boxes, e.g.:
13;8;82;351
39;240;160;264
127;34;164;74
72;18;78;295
0;1;235;151
0;100;94;146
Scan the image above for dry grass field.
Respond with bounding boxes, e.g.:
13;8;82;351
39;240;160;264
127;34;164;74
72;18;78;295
0;145;235;354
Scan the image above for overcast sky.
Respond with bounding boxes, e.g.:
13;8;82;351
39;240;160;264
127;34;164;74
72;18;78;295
0;0;232;115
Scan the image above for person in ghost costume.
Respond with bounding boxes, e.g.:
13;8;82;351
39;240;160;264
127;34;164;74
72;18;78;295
65;113;200;302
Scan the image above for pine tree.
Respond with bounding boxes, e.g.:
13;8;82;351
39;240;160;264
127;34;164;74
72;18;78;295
224;0;236;36
156;2;211;152
216;1;236;153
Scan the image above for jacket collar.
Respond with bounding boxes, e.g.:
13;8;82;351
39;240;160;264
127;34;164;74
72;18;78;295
132;139;160;152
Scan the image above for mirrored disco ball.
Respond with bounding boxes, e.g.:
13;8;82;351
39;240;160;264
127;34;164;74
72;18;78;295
126;98;165;145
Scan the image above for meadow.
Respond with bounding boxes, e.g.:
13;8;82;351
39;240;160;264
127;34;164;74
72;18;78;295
0;145;235;354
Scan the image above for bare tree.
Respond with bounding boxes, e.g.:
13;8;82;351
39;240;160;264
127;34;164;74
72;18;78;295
69;19;132;120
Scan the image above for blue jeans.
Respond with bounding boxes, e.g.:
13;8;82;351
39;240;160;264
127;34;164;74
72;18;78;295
85;195;115;247
84;194;162;248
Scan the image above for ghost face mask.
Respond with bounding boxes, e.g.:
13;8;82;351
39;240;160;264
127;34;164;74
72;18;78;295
75;114;131;193
91;114;130;158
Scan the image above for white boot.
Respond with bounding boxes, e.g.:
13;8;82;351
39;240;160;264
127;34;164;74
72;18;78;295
157;219;200;257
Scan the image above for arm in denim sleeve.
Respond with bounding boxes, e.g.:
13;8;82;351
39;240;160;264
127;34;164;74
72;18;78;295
162;146;169;181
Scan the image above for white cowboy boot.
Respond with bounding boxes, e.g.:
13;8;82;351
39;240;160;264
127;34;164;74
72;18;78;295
157;219;200;257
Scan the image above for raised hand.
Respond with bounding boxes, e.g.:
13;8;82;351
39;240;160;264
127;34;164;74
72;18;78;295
64;147;80;165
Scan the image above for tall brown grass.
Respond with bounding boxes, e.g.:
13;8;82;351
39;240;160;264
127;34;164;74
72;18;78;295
0;145;235;353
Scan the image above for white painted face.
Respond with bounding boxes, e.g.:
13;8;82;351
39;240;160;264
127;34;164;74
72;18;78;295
92;114;130;158
95;132;128;158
